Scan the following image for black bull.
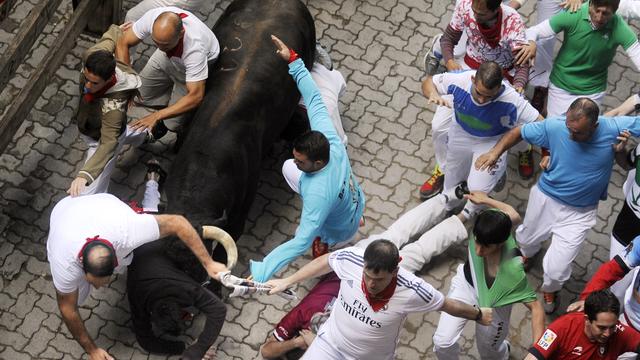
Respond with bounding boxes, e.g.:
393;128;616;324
163;0;316;278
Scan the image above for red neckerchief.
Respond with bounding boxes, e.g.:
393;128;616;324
77;235;119;267
165;13;188;58
361;274;398;312
83;74;117;103
477;7;502;48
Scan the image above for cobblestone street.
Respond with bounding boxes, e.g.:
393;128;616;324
0;0;638;358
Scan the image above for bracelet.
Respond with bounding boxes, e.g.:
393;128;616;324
288;49;299;64
474;306;482;321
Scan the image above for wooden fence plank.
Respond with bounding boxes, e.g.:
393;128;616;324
0;0;64;92
0;0;99;154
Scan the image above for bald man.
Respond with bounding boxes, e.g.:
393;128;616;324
116;7;219;136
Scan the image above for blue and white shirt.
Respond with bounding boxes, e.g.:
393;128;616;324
433;70;539;137
317;247;445;360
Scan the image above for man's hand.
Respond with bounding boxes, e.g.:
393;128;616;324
567;300;585;313
89;348;114;360
445;59;462;72
507;0;521;9
428;93;451;108
514;86;525;94
119;21;133;32
539;155;550;170
560;0;582;12
465;191;490;205
513;40;536;67
67;177;88;197
292;335;309;350
266;278;292;295
130;112;162;132
475;150;500;171
478;307;493;326
613;130;631;153
271;35;291;62
299;329;316;347
206;263;229;282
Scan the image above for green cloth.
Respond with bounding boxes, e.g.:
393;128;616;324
549;3;636;94
468;235;537;308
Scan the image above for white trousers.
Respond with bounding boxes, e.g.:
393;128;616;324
302;331;348;360
300;63;349;146
443;122;508;217
137;49;189;130
619;0;640;21
433;265;511;360
355;194;468;273
515;185;597;292
529;0;563;88
124;0;207;22
80;126;147;195
546;83;606;118
282;159;301;194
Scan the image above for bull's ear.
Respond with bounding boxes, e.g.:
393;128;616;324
211;209;228;228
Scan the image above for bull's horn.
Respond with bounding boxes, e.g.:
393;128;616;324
202;225;238;270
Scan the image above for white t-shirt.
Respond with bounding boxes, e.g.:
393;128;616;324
133;6;219;82
46;194;159;303
433;70;539;137
321;247;445;360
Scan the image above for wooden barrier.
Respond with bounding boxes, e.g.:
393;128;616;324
0;0;16;22
0;0;64;93
0;0;100;153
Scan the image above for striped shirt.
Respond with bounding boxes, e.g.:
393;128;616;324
319;247;444;359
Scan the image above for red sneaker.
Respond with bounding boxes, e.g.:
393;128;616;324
518;149;534;180
419;166;444;201
312;237;328;258
543;291;559;314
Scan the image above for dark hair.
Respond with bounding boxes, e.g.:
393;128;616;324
476;61;503;90
293;130;330;163
590;0;620;11
474;0;502;11
584;289;620;321
363;239;400;273
84;50;116;81
473;209;512;245
568;97;600;124
82;241;116;277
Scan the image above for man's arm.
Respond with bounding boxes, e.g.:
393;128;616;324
440;25;463;71
153;215;228;281
606;94;640;117
523;300;545;346
130;80;205;132
421;76;450;108
56;290;113;360
261;335;307;359
439;298;492;326
475;126;524;171
463;192;522;227
524;353;539;360
181;287;227;360
115;28;142;65
266;253;333;294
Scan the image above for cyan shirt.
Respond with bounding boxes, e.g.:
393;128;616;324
250;59;365;282
521;116;640;207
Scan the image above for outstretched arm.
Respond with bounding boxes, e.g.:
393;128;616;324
440;298;493;326
57;290;114;360
475;126;524;171
115;28;142;65
154;215;228;281
523;300;545;346
266;253;333;294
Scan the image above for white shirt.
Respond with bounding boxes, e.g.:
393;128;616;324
321;247;445;360
133;6;219;82
46;194;159;302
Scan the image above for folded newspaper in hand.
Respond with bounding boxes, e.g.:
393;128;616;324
219;272;298;300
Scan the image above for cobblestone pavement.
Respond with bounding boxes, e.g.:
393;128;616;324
0;0;639;358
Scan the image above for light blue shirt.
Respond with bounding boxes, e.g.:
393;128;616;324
521;116;640;207
250;59;365;282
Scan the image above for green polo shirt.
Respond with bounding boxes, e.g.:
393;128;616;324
549;3;637;94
